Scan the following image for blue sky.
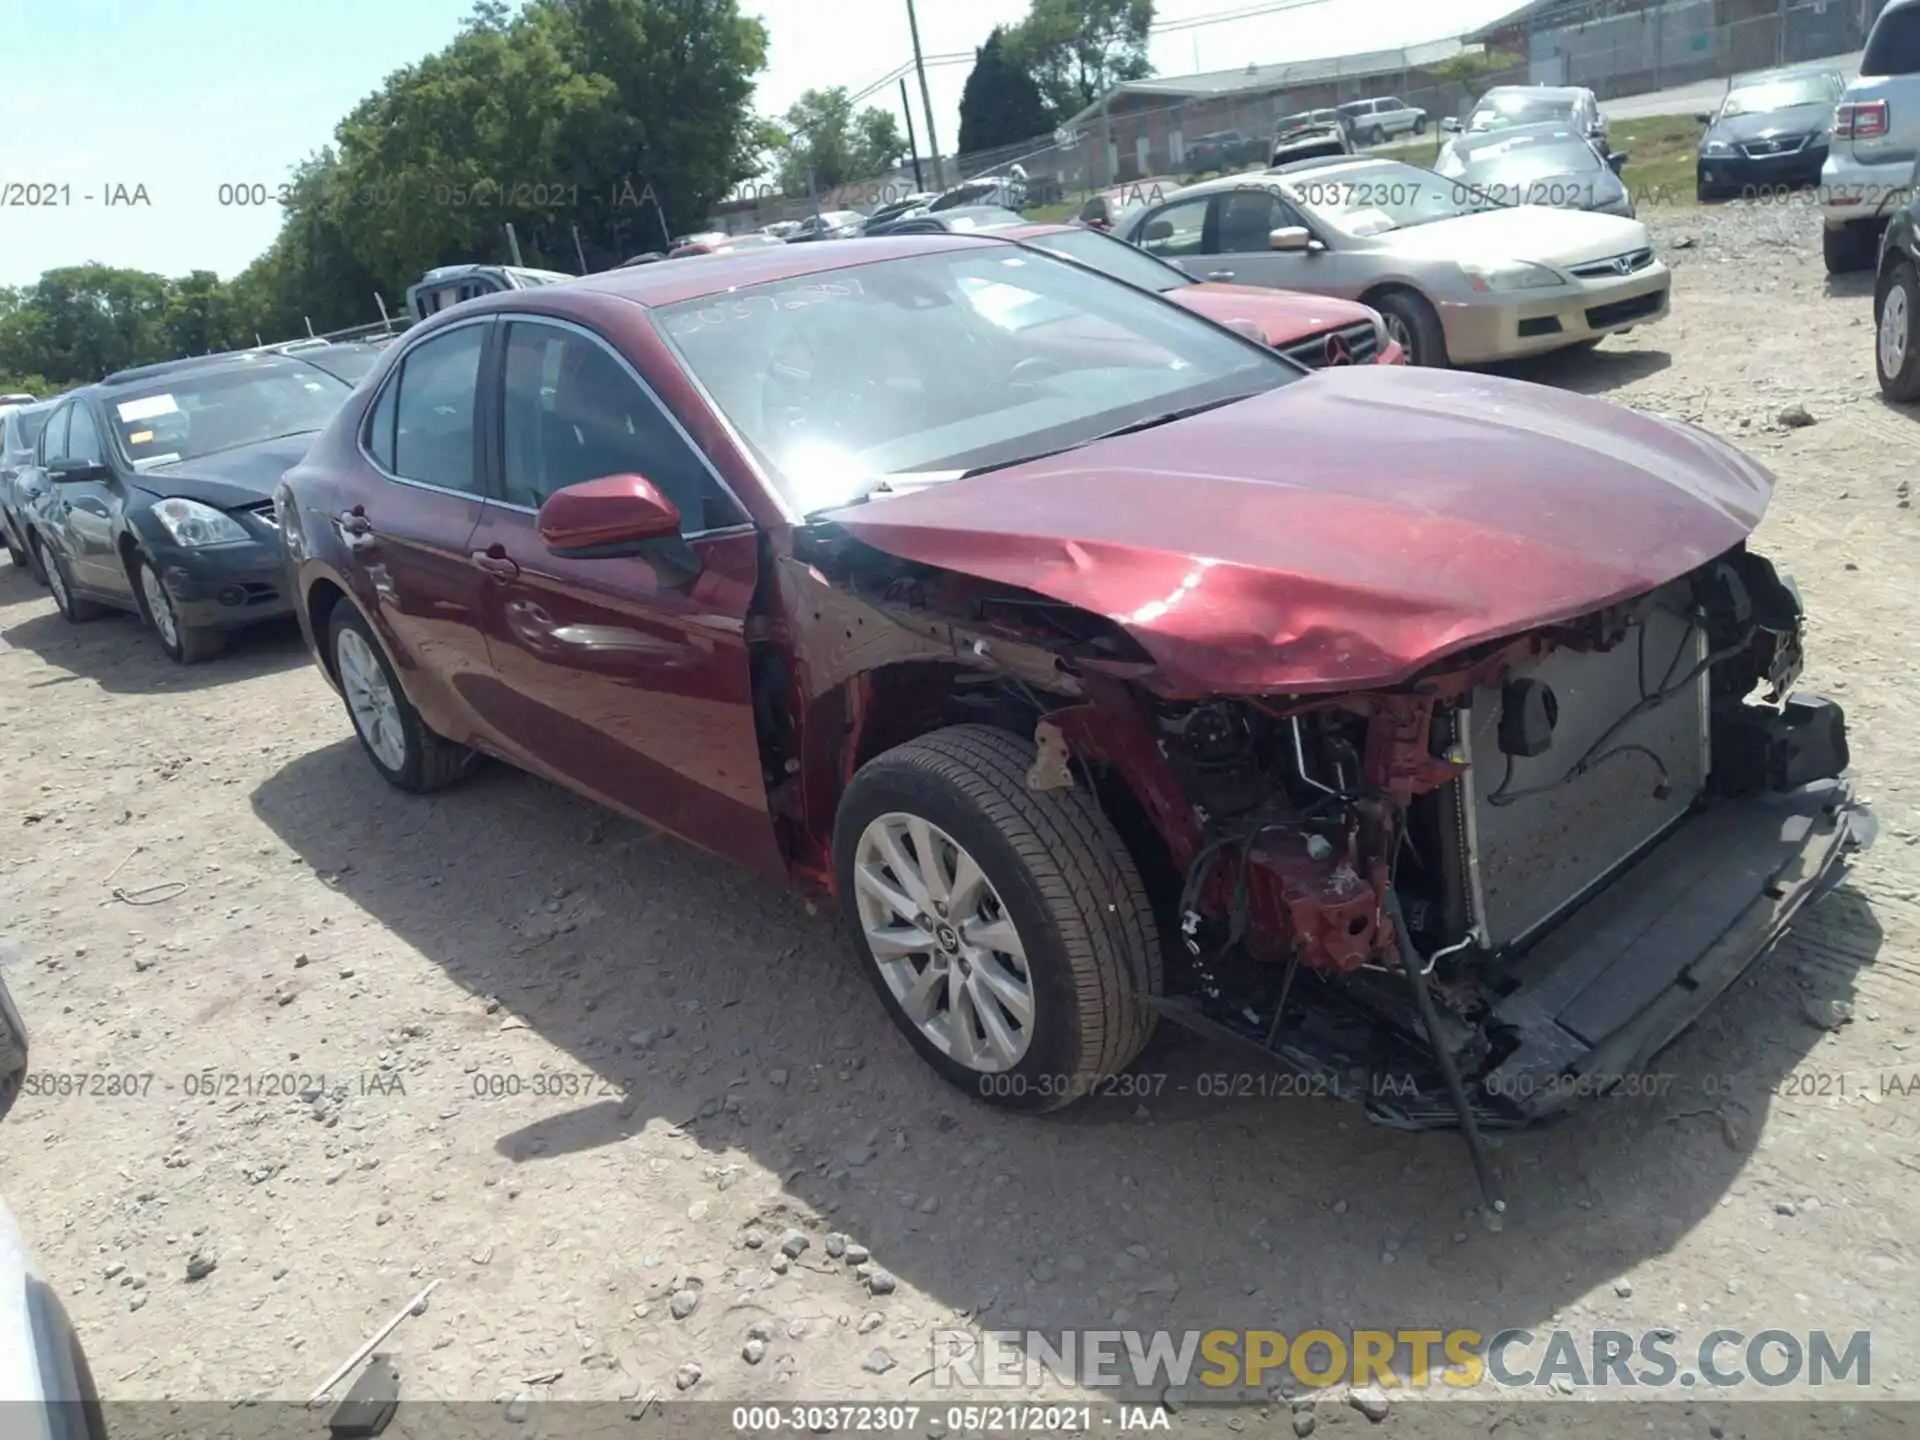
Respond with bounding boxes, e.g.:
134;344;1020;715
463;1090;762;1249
0;0;1486;288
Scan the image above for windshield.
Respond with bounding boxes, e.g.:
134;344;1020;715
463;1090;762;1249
1435;131;1602;184
106;360;350;466
654;247;1291;514
1469;94;1576;130
1284;161;1476;235
1719;74;1836;117
1022;227;1190;293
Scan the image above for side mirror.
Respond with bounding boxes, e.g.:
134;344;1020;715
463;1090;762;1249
1270;225;1313;251
1694;111;1714;125
1142;219;1174;242
537;473;682;558
1441;117;1462;133
49;458;109;484
1607;151;1629;174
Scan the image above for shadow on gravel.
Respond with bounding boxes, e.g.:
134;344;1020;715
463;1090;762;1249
250;738;1883;1360
1823;272;1876;301
1489;344;1672;395
0;603;307;693
0;557;47;609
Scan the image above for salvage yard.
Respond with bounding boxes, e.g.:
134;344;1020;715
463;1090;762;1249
2;199;1919;1432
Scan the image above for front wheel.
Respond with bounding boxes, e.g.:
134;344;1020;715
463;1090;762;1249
135;555;224;664
834;725;1162;1112
1877;258;1920;401
1372;289;1449;367
328;603;477;793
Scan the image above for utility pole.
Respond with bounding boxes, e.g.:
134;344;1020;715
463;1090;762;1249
900;76;925;191
905;0;946;190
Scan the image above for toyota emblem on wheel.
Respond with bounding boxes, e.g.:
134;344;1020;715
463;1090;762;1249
1324;331;1353;366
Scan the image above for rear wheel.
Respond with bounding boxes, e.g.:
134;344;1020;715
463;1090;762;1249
1876;258;1920;401
328;603;476;793
36;537;101;622
1372;289;1449;367
1824;221;1878;275
134;555;224;664
834;725;1161;1112
2;524;24;570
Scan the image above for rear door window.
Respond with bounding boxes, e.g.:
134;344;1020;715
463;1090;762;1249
390;323;487;493
1865;6;1920;74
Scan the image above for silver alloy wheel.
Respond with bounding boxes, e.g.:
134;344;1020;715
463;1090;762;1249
43;547;68;611
335;626;408;773
1881;280;1910;379
852;811;1036;1073
140;563;179;648
1382;311;1415;359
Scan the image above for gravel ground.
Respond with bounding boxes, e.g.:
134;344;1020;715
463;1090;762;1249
2;200;1917;1436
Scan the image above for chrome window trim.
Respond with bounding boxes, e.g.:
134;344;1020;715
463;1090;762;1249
486;311;757;539
355;313;494;502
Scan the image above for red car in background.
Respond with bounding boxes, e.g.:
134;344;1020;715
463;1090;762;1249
999;221;1404;367
276;235;1864;1207
667;233;789;259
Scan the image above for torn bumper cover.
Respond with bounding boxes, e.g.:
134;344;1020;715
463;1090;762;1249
1457;776;1872;1128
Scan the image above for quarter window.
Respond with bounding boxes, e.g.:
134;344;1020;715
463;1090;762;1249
1137;197;1210;257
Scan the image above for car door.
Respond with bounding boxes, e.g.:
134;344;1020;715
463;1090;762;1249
348;318;498;743
47;402;133;600
464;315;785;881
1199;187;1347;295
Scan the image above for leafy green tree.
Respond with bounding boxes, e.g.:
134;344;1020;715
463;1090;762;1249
958;27;1052;155
1006;0;1153;122
772;88;907;193
0;266;170;387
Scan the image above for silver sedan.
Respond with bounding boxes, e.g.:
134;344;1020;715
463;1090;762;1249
1115;157;1669;366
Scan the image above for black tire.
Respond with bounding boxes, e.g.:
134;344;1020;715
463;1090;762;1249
1372;288;1449;367
834;724;1162;1113
327;602;476;793
1365;125;1384;146
1414;116;1427;136
1876;258;1920;401
35;537;102;622
1824;222;1878;275
133;554;224;664
1695;176;1718;204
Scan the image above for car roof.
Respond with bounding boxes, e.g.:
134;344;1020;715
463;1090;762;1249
488;233;1000;308
1449;120;1586;148
1264;154;1386;179
1729;63;1841;85
1479;84;1589;102
97;348;329;388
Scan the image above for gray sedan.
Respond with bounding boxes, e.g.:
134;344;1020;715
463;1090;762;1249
1434;123;1634;217
1116;157;1669;366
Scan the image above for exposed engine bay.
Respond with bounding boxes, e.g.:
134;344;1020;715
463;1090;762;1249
772;527;1870;1198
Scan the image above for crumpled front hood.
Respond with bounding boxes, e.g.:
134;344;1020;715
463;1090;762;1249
823;366;1772;696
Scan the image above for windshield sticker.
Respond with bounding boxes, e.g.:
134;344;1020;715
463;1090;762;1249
117;394;180;423
128;429;154;445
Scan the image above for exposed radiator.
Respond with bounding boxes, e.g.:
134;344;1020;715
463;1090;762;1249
1451;585;1711;951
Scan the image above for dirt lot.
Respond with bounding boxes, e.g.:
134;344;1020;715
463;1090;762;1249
3;200;1919;1435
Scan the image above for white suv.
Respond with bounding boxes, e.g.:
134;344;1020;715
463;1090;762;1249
1821;0;1920;272
1336;97;1429;145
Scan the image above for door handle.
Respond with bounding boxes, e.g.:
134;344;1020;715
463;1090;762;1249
337;509;372;537
471;544;520;580
1205;270;1235;281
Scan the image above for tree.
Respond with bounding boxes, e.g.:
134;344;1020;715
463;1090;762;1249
1006;0;1153;122
957;27;1051;155
772;88;907;193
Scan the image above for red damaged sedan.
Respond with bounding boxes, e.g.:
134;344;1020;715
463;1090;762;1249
277;235;1866;1201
